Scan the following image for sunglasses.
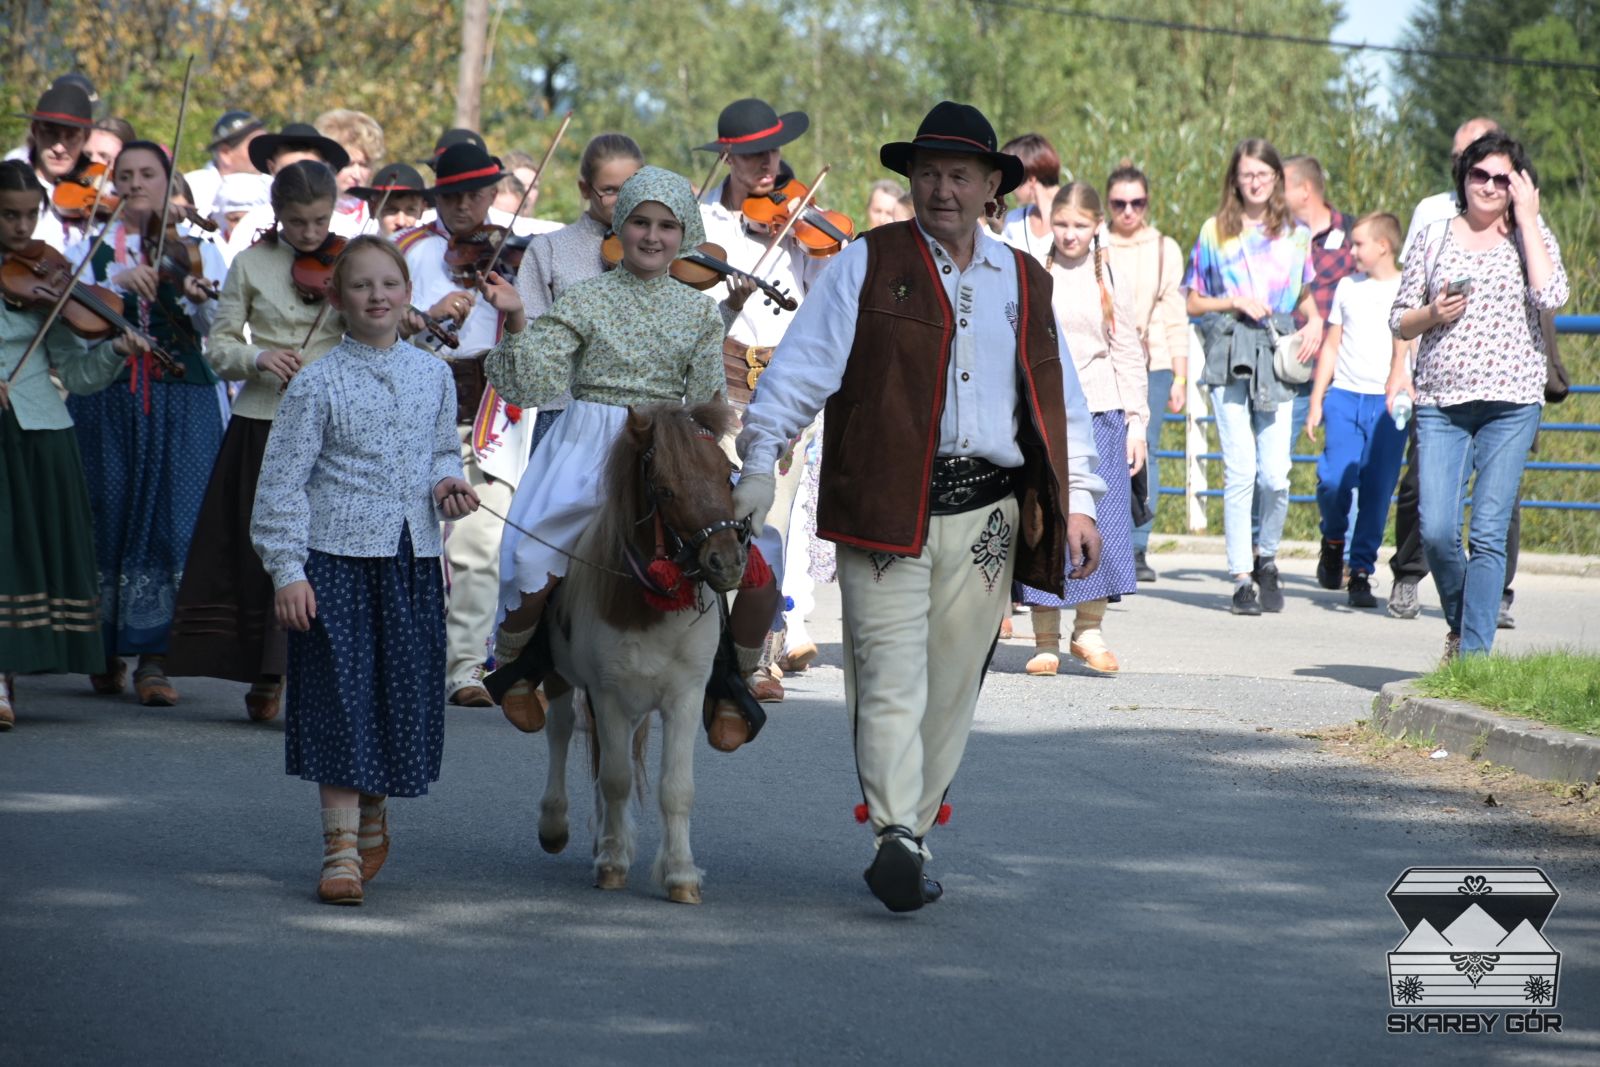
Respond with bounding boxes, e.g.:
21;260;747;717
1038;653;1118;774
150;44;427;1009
1467;166;1511;191
1110;197;1148;213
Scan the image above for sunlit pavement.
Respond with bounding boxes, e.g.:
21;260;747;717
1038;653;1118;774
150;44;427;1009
3;554;1597;1064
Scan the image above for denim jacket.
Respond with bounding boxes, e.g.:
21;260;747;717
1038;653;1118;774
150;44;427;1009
1198;311;1298;413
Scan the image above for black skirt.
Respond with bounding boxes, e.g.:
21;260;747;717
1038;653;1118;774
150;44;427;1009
0;410;104;673
166;415;285;681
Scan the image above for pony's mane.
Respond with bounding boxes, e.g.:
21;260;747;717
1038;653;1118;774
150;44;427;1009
580;398;736;630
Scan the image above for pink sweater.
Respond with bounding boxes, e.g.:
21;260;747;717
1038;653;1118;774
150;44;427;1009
1050;252;1150;438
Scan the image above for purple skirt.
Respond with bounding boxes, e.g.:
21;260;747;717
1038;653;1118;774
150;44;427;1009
1015;409;1138;607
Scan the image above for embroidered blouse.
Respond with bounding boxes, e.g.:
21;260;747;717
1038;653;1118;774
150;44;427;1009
484;267;725;411
251;336;463;590
1389;217;1567;408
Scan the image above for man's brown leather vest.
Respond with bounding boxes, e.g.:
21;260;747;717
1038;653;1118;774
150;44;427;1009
815;220;1073;590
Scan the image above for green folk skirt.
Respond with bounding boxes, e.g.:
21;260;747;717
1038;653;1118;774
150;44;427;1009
0;408;105;673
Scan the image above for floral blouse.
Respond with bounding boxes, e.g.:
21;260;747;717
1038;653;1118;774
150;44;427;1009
251;336;462;589
1389;217;1567;408
484;267;724;411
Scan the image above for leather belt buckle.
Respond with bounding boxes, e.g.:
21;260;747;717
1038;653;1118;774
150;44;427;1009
745;345;774;391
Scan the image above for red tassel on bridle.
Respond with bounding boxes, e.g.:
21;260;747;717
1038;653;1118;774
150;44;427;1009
740;543;772;589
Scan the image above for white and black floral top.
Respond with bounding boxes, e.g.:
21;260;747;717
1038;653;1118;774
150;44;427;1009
1390;217;1567;408
251;335;463;589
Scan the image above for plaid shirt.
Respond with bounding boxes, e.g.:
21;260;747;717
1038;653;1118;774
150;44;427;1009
1299;207;1357;324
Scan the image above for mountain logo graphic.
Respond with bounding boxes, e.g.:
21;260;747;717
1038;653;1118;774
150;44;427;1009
1386;867;1561;1010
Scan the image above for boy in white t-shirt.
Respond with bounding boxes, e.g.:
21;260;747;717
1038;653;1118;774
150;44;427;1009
1305;212;1408;608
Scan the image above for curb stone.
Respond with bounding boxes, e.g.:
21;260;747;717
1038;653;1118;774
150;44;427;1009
1151;535;1600;578
1372;681;1600;785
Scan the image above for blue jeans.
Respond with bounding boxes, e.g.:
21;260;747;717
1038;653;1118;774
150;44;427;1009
1315;388;1407;574
1415;401;1541;654
1211;380;1293;577
1252;381;1312;545
1132;368;1172;552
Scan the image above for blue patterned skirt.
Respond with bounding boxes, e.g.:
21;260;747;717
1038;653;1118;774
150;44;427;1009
284;527;446;797
68;381;223;655
1016;409;1138;607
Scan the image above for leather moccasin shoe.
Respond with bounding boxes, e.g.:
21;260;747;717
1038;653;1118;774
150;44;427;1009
707;702;750;753
1070;640;1120;674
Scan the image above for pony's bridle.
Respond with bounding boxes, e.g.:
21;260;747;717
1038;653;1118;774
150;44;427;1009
630;423;748;589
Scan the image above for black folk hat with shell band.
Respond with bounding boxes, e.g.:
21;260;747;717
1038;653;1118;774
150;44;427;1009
879;101;1025;197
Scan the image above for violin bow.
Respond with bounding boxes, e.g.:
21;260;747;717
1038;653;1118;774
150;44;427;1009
473;110;572;285
1;201;129;411
151;54;196;282
750;165;830;278
697;152;726;203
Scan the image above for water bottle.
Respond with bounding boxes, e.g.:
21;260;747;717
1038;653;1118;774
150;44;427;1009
1392;392;1413;431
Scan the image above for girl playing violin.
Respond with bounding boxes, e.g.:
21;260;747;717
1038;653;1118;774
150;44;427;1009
251;236;477;905
164;161;347;721
0;160;150;729
514;132;644;447
63;140;226;707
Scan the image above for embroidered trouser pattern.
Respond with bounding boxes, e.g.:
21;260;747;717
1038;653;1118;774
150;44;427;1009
443;428;515;693
837;498;1017;839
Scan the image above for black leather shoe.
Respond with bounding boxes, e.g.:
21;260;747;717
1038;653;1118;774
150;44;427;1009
863;827;926;913
1317;538;1345;590
1134;551;1157;582
1255;560;1284;613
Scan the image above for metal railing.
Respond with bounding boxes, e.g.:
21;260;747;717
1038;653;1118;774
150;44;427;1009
1165;315;1600;528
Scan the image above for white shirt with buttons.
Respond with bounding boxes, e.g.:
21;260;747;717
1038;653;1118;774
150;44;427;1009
698;180;829;349
738;221;1104;518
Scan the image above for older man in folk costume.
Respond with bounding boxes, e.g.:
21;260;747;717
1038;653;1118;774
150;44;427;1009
398;142;534;709
733;102;1106;912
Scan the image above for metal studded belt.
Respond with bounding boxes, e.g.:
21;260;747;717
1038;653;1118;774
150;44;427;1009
928;456;1017;515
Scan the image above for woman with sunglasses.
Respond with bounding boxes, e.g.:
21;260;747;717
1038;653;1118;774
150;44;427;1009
1386;131;1566;660
1105;163;1189;582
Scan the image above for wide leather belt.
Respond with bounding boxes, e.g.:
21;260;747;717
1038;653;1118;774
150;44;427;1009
722;338;774;409
448;357;486;425
928;456;1017;515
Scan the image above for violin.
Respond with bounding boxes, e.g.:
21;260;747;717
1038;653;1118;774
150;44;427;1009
444;224;526;287
51;161;119;221
742;177;854;258
142;214;220;301
0;240;183;377
600;236;798;313
289;233;347;304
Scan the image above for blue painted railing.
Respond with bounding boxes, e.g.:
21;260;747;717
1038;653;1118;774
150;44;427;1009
1159;315;1599;514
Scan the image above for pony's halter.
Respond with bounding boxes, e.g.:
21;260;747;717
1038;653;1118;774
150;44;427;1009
636;421;746;583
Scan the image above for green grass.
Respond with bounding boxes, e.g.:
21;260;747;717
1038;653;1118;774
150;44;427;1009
1415;650;1600;737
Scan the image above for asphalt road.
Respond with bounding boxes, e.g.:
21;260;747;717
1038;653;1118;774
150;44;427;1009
3;553;1597;1065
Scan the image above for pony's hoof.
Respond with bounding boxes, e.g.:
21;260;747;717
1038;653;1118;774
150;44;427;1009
539;829;569;855
595;866;628;890
667;884;702;905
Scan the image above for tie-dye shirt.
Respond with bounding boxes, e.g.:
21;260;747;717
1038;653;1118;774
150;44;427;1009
1182;216;1315;316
